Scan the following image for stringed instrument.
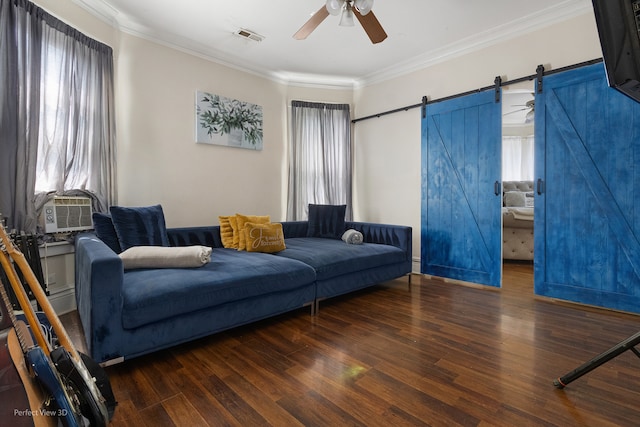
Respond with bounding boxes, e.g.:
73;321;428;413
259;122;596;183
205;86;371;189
0;283;44;426
0;226;115;426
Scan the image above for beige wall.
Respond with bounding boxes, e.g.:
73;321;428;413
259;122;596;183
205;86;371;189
33;1;604;260
33;0;352;228
115;39;355;227
352;12;603;264
116;34;281;226
116;39;355;226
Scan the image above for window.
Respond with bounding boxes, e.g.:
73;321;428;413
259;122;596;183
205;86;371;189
502;135;534;181
0;1;116;231
287;101;352;220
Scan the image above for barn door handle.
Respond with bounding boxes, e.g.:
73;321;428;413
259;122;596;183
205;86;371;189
537;178;544;195
494;181;501;196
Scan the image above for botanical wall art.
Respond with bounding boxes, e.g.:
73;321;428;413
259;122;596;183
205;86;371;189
195;91;263;150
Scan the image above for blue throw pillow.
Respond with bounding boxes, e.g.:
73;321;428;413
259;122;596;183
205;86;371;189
307;204;346;239
110;204;169;251
92;212;122;254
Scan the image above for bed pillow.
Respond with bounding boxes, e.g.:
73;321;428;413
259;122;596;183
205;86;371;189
244;222;286;253
110;204;169;251
504;191;526;207
525;192;534;207
307;204;346;239
92;212;122;253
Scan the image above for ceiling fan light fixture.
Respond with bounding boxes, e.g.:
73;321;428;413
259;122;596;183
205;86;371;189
296;0;386;43
525;109;534;124
339;4;355;27
326;0;344;16
354;0;374;15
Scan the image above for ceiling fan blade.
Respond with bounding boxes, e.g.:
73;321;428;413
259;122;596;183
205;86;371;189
293;6;330;40
353;9;387;44
503;108;529;116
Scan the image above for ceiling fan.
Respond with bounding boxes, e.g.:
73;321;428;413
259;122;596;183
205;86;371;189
293;0;387;44
505;97;535;123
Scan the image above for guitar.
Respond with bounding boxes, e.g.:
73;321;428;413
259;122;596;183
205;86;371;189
0;226;114;426
0;295;46;427
0;268;78;426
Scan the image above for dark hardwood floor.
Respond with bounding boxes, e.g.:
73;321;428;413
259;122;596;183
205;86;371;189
62;263;640;426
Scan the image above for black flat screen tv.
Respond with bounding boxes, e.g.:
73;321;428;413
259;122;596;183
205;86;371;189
591;0;640;103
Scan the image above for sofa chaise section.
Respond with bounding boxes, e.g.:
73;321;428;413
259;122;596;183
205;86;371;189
279;221;412;304
75;227;316;364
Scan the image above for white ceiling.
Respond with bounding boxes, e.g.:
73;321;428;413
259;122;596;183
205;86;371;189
72;0;593;88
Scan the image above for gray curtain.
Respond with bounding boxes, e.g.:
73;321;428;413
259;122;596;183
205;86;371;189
287;101;352;221
0;0;116;232
0;0;41;232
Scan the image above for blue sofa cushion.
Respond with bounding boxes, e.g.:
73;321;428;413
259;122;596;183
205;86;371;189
110;204;170;251
121;249;316;329
275;237;406;281
307;204;346;239
92;212;122;253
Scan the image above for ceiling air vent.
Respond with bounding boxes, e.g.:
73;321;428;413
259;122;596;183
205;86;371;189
234;28;264;42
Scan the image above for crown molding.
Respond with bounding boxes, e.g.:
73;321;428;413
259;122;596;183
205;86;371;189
72;0;592;90
357;0;593;88
71;0;119;27
72;0;356;90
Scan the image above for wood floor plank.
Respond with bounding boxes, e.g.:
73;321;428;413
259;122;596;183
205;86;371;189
200;373;268;426
135;402;177;427
285;352;391;425
160;394;209;426
168;367;241;426
277;389;368;427
219;369;304;427
356;367;481;427
59;263;640;426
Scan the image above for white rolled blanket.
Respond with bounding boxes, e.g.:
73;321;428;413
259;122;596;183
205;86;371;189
119;245;212;269
342;229;363;245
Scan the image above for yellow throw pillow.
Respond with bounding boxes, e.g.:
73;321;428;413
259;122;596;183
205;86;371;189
218;215;236;248
244;222;286;253
235;214;270;250
229;215;240;248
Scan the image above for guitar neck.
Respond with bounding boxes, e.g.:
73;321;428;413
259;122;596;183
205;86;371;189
0;249;51;353
0;227;79;360
0;276;13;331
0;264;36;354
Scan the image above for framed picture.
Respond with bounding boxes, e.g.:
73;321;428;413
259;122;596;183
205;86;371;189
195;91;263;150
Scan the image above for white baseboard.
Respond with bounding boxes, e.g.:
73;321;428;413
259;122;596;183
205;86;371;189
412;257;421;275
48;288;76;315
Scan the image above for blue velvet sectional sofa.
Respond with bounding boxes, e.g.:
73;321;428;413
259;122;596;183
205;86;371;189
75;220;412;364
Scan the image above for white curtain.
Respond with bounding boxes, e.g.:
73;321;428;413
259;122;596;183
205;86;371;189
0;0;116;232
287;101;352;221
502;135;534;181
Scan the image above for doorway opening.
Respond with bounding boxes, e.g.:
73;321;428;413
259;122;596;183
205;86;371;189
501;84;535;290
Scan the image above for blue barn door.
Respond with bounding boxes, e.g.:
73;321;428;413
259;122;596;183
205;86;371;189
421;90;502;287
535;63;640;313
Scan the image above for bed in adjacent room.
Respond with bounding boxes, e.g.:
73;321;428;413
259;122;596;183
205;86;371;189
502;181;534;261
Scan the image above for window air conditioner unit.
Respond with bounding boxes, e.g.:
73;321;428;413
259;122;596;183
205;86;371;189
41;196;94;233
